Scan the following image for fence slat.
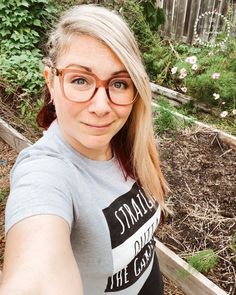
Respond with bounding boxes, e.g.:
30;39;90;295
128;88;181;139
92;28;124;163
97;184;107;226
175;0;188;41
160;0;235;43
186;0;201;43
163;0;173;37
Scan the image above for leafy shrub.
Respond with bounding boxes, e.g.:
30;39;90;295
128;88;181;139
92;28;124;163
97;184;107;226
167;42;236;119
0;0;59;123
0;0;58;54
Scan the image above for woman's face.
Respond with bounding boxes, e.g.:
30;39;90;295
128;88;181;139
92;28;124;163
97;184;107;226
45;35;133;160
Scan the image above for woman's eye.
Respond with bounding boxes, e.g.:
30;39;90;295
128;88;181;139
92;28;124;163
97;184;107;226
112;81;128;89
72;77;87;85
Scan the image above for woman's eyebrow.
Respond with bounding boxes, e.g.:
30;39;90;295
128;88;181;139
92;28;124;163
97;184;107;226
112;70;129;76
65;63;92;72
64;64;129;76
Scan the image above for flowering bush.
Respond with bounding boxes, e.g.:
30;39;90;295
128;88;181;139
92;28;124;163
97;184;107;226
168;43;236;120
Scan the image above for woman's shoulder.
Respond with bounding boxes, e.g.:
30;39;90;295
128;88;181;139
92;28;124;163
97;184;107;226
13;121;76;175
11;142;76;186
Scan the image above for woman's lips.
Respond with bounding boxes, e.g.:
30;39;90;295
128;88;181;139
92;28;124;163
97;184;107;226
82;122;113;128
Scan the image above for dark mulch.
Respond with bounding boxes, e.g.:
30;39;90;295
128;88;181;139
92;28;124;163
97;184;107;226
158;127;236;295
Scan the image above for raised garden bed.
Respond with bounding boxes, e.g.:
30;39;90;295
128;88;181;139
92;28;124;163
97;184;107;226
157;127;236;295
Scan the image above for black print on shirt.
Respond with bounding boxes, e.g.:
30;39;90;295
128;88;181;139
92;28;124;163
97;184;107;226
103;183;157;248
105;239;156;292
103;183;161;292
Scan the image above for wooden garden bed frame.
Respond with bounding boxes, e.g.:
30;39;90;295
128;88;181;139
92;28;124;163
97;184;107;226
0;115;233;294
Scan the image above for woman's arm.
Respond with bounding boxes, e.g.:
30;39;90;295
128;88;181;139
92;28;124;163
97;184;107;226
0;215;83;294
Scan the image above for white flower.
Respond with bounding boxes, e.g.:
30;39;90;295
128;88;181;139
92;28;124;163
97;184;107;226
213;93;220;100
179;73;187;79
185;56;197;64
212;72;220;79
179;68;187;79
192;64;198;71
171;67;178;74
222;101;225;105
189;56;197;64
180;68;187;75
208;51;214;56
220;111;228;118
232;109;236;115
180;87;187;93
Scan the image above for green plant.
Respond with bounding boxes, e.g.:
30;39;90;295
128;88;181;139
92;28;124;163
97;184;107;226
153;97;193;136
0;0;58;54
0;0;59;127
0;0;58;91
0;189;9;202
138;0;165;32
167;40;236;123
188;249;218;274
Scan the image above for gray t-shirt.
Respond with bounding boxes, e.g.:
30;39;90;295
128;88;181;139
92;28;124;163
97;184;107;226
5;120;161;295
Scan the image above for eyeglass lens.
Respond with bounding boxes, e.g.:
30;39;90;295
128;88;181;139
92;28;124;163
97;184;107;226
63;71;135;105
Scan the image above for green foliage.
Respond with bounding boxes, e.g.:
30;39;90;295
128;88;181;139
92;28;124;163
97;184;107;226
0;0;58;54
0;0;59;126
153;97;193;136
138;0;165;32
188;249;218;274
167;40;236;120
0;49;44;96
0;188;9;202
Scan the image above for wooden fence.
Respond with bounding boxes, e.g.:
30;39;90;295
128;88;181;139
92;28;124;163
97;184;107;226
157;0;236;44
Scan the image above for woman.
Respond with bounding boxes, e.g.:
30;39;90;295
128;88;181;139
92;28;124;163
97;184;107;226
0;5;168;295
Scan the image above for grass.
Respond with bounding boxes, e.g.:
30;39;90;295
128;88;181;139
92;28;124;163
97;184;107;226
153;96;194;137
187;249;218;274
153;95;236;136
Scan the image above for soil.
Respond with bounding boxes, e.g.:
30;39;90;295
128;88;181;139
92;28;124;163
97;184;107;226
0;139;18;267
0;121;235;294
158;127;236;295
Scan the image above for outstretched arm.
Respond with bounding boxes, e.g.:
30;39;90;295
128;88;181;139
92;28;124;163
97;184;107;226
0;215;83;295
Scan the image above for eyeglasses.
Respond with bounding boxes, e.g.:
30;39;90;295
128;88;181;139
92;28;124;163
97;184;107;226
51;67;138;106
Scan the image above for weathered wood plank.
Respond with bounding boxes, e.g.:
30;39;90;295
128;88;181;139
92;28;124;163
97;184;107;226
171;0;179;38
155;239;228;295
186;0;201;43
0;117;32;152
150;82;192;104
150;82;212;113
175;0;188;41
164;0;173;37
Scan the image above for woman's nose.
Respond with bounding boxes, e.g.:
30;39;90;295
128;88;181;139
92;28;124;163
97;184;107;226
87;87;112;116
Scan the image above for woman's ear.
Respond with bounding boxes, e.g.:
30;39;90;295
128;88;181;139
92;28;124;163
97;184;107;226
44;66;54;95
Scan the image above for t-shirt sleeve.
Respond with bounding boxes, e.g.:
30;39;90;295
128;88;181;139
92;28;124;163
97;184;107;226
5;155;74;235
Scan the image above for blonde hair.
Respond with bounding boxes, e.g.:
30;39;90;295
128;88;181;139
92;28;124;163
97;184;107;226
44;5;168;209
